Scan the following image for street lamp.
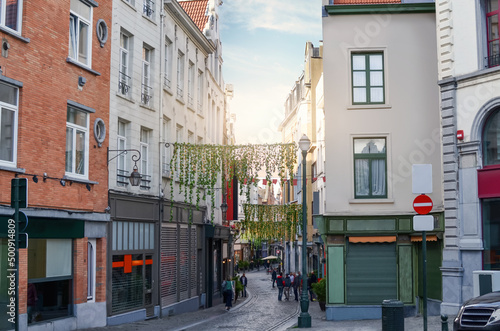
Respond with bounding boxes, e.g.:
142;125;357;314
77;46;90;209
107;148;142;186
298;134;311;328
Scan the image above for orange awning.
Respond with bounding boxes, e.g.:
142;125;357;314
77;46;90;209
348;236;397;243
411;235;438;242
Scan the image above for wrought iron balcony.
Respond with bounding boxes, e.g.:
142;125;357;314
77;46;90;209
143;0;154;19
118;72;131;95
141;84;153;105
116;169;130;186
486;53;500;68
140;174;151;190
164;75;171;89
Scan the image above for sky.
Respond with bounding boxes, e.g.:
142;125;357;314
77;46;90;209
219;0;323;145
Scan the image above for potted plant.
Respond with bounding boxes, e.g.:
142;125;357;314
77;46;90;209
232;275;243;302
312;278;327;311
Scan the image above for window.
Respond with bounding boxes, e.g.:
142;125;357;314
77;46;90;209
142;46;152;106
353;138;387;198
188;130;194;144
119;32;131;96
140;127;150;190
351;53;384;104
162;118;171;177
188;61;194;107
66;105;89;178
164;38;172;89
177;50;185;99
483;109;500;166
143;0;154;20
1;0;23;33
69;0;92;66
197;70;203;113
0;82;18;167
117;120;128;186
487;0;500;67
87;239;96;301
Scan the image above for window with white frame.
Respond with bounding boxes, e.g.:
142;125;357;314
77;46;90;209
117;120;128;186
1;0;23;33
162;118;171;177
188;130;194;144
164;37;173;89
69;0;93;66
119;32;131;96
87;239;96;301
140;127;150;189
177;50;185;99
143;0;154;20
188;61;194;107
197;69;203;113
351;53;385;104
353;138;387;198
0;82;18;167
142;46;152;106
65;105;89;178
174;125;183;180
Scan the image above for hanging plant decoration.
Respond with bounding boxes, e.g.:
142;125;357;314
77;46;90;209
168;143;298;223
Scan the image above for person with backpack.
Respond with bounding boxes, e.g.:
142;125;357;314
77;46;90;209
276;272;284;301
284;274;291;301
222;277;234;311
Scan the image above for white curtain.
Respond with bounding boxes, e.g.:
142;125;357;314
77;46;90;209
371;159;386;196
46;239;72;277
355;159;369;196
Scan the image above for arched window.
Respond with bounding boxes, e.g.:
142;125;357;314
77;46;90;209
483;109;500;166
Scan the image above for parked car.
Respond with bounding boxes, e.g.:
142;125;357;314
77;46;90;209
454;291;500;330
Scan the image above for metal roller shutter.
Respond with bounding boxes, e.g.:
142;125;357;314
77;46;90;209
190;227;197;296
180;227;189;301
161;225;177;306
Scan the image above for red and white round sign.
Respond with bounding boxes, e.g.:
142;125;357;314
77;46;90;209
413;194;433;215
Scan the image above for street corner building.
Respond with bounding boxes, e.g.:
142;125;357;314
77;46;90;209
0;0;112;330
316;0;445;320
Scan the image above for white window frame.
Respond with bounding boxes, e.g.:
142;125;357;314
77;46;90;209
140;127;149;177
65;105;90;179
119;32;131;96
142;46;152;106
0;0;23;33
162;118;171;177
117;120;127;186
197;69;203;113
143;0;154;20
0;82;19;168
177;50;185;99
69;0;93;67
188;61;194;107
87;239;96;302
164;38;173;89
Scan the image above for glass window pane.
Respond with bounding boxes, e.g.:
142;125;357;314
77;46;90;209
482;198;500;270
71;0;91;21
484;110;500;165
355;159;369;196
353;72;366;87
488;0;499;13
0;82;17;105
75;130;85;174
144;223;149;249
353;88;366;103
370;88;384;102
489;15;499;40
490;40;500;57
79;21;89;64
149;223;154;249
352;55;365;70
370;72;383;86
0;108;14;162
69;15;77;60
67;107;88;127
139;223;144;249
65;127;73;172
354;139;386;154
123;221;128;250
371;159;386;196
370;55;383;70
129;222;134;249
117;221;123;250
5;0;19;31
112;221;117;250
46;239;72;277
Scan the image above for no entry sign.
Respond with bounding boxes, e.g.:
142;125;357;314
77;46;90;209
413;194;433;215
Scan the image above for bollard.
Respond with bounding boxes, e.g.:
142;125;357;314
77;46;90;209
441;314;448;331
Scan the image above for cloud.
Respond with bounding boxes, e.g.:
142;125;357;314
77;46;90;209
221;0;321;36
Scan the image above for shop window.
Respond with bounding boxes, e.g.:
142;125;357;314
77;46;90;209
483;198;500;270
483;109;500;166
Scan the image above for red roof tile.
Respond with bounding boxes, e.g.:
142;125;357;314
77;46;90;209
178;0;210;32
334;0;401;4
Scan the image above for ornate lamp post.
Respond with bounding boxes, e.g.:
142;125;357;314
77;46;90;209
298;134;311;328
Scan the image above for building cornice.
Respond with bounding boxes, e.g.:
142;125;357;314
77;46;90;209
325;3;435;15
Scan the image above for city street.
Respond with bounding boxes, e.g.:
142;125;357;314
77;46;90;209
84;270;453;331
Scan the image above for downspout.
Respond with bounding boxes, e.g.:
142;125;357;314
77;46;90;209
157;5;165;319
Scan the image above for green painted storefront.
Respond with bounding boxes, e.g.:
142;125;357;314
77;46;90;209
315;213;443;319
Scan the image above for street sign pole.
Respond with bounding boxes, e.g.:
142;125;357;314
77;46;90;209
423;230;427;331
13;179;20;331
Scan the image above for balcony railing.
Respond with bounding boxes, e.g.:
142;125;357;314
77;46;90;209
197;101;202;113
177;86;184;99
141;84;153;106
117;169;130;187
143;0;154;19
118;72;131;95
164;75;171;89
140;174;151;190
188;94;194;107
162;162;172;178
486;54;500;68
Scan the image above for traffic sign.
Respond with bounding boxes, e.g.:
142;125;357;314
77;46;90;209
413;215;434;231
413;194;433;215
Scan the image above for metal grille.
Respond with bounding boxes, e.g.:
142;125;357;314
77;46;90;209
179;227;189;301
160;226;177;306
460;308;494;328
112;255;144;313
190;227;197;296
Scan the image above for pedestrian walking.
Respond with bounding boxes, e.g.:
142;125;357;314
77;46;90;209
271;268;277;288
308;271;318;302
292;272;300;301
284;274;291;301
240;273;248;297
276;272;284;301
222;277;234;311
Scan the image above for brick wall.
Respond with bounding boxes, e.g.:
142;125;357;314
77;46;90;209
73;238;88;305
96;237;107;302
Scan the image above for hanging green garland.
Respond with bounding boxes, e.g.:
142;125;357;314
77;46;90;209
168;143;297;222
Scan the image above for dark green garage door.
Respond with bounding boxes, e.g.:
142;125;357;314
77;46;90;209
346;242;397;304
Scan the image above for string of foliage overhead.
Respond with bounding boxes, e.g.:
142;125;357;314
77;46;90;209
169;143;297;222
238;204;302;245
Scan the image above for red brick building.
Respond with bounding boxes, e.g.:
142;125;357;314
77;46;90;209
0;0;111;329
